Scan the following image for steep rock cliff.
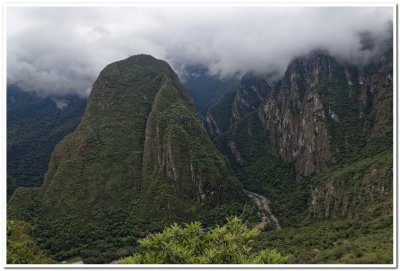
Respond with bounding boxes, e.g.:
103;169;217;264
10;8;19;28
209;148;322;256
205;48;392;228
232;72;274;119
309;151;392;219
208;49;392;178
259;52;337;176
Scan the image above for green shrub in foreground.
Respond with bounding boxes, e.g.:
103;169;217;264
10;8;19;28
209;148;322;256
119;217;287;264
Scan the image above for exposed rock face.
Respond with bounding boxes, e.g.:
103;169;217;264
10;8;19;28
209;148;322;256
205;109;222;137
307;48;393;219
360;49;393;138
142;74;242;205
309;152;392;219
207;49;392;178
232;72;273;119
259;53;339;176
202;48;392;236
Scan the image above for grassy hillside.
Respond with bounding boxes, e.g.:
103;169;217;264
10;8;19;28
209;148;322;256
257;215;392;264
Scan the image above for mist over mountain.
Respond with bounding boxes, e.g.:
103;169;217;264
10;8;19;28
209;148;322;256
7;7;392;97
182;65;240;116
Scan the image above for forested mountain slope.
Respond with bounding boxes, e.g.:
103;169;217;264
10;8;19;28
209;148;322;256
7;86;86;195
8;55;248;263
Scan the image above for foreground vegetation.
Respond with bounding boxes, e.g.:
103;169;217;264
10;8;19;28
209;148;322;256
7;220;55;264
120;217;288;264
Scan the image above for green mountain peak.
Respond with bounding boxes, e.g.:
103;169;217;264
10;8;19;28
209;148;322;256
8;54;246;263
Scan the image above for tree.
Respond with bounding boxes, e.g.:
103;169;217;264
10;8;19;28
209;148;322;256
119;217;287;264
7;220;55;264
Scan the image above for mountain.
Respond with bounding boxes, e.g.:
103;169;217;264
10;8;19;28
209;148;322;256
183;65;239;116
207;48;392;173
7;86;86;195
207;49;392;172
205;47;393;262
8;55;247;263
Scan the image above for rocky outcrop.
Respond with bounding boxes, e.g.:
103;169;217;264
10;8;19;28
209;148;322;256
205;110;222;137
360;49;393;138
309;152;392;219
142;75;243;205
232;72;274;119
259;52;340;176
216;50;393;177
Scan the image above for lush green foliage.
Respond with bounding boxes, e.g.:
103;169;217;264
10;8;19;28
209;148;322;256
239;155;308;227
120;217;287;264
253;149;393;264
7;86;86;190
257;215;392;264
7;220;55;264
309;150;392;218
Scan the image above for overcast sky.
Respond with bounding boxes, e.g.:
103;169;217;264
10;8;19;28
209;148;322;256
7;6;393;97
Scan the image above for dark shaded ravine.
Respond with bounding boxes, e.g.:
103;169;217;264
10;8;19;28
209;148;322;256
244;190;281;231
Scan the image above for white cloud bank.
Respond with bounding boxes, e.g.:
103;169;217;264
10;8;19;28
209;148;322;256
7;6;393;97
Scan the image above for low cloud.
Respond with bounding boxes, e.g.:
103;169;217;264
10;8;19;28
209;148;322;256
7;6;393;97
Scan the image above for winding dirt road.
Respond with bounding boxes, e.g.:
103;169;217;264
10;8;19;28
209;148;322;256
244;190;281;231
